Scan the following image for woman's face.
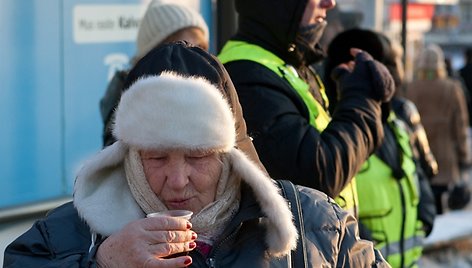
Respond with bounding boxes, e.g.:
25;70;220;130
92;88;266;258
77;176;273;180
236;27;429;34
300;0;336;27
140;149;222;213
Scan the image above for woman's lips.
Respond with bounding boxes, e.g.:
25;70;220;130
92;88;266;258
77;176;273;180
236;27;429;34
166;198;192;209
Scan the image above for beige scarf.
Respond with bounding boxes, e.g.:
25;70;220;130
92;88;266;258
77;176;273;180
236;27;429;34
124;148;241;245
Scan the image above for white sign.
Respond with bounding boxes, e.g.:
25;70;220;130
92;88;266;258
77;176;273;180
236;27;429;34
152;0;200;11
73;5;145;43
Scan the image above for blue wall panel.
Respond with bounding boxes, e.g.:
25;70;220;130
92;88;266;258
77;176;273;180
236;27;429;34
0;0;213;209
62;0;138;196
0;0;63;207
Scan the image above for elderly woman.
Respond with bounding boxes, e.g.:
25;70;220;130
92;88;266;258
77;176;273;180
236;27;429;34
4;42;389;268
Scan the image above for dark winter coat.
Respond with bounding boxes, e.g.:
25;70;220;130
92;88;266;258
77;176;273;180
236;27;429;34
4;182;389;268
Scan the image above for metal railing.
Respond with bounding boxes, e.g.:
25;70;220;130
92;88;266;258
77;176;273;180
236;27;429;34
0;197;72;224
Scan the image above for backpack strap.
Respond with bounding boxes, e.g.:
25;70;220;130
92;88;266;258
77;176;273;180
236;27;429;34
276;180;308;268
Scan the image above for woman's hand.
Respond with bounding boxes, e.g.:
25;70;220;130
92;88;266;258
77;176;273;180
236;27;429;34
96;216;197;268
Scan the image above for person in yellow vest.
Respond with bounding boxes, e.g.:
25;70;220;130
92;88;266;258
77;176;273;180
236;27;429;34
218;0;395;215
324;28;428;268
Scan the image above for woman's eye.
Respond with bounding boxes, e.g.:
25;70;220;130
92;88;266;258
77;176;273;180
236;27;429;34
187;155;206;160
187;152;213;160
142;155;166;161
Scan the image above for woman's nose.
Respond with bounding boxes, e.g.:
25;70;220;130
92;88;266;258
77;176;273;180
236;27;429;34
320;0;335;9
166;162;190;189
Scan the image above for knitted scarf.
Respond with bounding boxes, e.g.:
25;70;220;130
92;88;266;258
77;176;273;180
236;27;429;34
124;148;241;245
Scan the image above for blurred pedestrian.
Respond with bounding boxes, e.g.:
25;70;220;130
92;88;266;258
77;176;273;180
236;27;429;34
407;44;471;214
218;0;394;217
100;0;209;147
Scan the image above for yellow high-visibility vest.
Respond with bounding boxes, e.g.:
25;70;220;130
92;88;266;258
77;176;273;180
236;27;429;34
356;112;424;268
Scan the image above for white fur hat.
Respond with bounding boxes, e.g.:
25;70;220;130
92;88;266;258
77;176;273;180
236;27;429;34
136;0;209;60
113;72;236;151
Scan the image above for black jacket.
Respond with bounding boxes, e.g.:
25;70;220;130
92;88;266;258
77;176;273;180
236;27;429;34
459;63;472;125
222;0;384;197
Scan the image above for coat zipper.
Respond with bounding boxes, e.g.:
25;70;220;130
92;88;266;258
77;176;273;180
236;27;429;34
205;222;243;268
206;257;216;268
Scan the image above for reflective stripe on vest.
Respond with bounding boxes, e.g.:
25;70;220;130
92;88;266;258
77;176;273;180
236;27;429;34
378;234;423;268
218;40;358;215
356;112;423;268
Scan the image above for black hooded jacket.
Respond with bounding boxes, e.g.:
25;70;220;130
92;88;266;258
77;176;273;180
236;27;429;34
220;0;385;197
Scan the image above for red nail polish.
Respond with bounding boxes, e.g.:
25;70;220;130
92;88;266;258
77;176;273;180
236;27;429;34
191;232;197;240
186;221;192;229
184;258;192;266
189;241;196;249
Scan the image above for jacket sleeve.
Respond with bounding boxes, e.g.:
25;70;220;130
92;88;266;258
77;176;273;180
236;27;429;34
298;187;391;268
224;61;383;197
336;209;391;268
3;203;96;268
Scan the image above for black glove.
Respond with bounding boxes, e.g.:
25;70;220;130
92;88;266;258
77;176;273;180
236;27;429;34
331;51;395;103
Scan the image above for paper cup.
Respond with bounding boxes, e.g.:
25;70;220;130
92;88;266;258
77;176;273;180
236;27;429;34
146;210;193;220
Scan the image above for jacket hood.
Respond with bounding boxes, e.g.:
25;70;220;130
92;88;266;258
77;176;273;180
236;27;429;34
234;0;317;66
73;42;296;257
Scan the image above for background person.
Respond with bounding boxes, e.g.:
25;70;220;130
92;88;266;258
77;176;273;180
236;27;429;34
100;0;209;147
407;44;471;214
4;42;390;268
218;0;395;215
324;28;435;268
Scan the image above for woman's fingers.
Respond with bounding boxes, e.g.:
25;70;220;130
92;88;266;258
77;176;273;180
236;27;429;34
148;240;197;257
143;216;192;231
147;230;197;244
96;218;198;268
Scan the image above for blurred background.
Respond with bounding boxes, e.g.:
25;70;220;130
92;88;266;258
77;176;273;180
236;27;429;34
1;0;471;266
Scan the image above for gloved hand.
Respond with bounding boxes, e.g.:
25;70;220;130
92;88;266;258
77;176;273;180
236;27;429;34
331;49;395;103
